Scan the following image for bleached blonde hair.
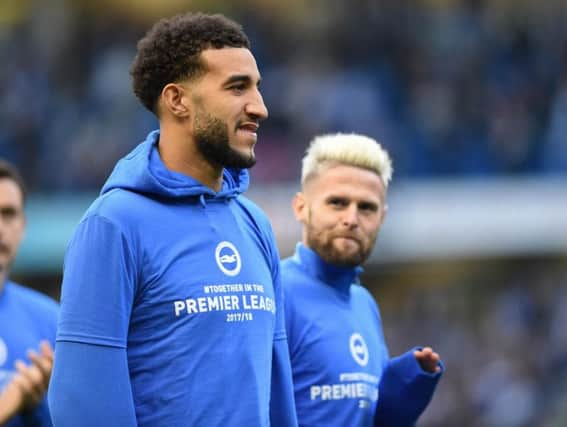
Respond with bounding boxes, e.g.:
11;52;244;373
301;133;393;188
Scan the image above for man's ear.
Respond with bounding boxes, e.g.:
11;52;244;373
161;83;191;118
380;204;388;225
292;192;307;223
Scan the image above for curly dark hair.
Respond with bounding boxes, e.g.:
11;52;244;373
130;12;251;114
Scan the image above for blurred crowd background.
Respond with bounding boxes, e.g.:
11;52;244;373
2;0;567;190
1;0;566;426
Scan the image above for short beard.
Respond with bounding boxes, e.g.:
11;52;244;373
305;227;374;268
194;108;256;169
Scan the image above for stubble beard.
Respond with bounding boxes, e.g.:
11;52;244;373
194;108;256;169
305;222;375;268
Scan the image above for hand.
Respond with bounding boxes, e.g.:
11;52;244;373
0;376;25;423
414;346;441;373
12;341;54;411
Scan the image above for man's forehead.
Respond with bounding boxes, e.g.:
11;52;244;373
200;47;260;79
305;165;385;199
309;164;383;185
0;179;24;206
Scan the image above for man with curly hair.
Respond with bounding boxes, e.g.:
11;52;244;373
49;12;297;427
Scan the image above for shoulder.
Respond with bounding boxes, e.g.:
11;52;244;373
233;195;277;249
85;189;151;224
280;256;308;297
234;195;272;227
5;281;59;315
74;189;159;248
351;282;375;300
351;283;382;315
280;256;301;279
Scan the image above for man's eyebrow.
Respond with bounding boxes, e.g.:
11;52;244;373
223;74;262;86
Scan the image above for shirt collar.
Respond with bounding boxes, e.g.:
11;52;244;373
294;242;363;295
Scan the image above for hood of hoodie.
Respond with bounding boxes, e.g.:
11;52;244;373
101;130;249;200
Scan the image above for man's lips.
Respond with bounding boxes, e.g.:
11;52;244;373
334;235;361;245
237;122;259;133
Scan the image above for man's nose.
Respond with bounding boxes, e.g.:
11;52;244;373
245;90;268;121
342;205;359;227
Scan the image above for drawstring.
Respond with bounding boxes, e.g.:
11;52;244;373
199;194;206;208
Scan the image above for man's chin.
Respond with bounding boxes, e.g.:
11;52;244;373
230;154;256;169
235;146;256;167
220;144;254;169
326;250;364;267
334;237;361;252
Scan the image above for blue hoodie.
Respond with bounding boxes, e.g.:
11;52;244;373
49;131;297;427
282;243;442;427
0;281;58;427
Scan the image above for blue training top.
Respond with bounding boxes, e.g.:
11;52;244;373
282;243;442;427
50;130;296;427
0;280;58;427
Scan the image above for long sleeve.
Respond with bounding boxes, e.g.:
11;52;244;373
269;255;297;427
374;348;443;427
20;402;52;427
49;215;138;426
270;338;298;427
48;342;137;427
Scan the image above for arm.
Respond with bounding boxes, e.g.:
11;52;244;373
269;249;297;426
270;338;298;427
374;347;444;427
48;341;137;427
0;376;24;424
48;215;138;426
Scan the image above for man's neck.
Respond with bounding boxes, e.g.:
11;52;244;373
158;126;224;192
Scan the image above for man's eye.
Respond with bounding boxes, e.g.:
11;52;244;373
231;84;246;93
359;203;378;212
329;199;346;207
0;209;18;220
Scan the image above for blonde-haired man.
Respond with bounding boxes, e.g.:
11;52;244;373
282;133;443;426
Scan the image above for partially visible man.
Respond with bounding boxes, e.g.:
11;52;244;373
282;133;443;427
0;159;57;427
48;12;296;427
